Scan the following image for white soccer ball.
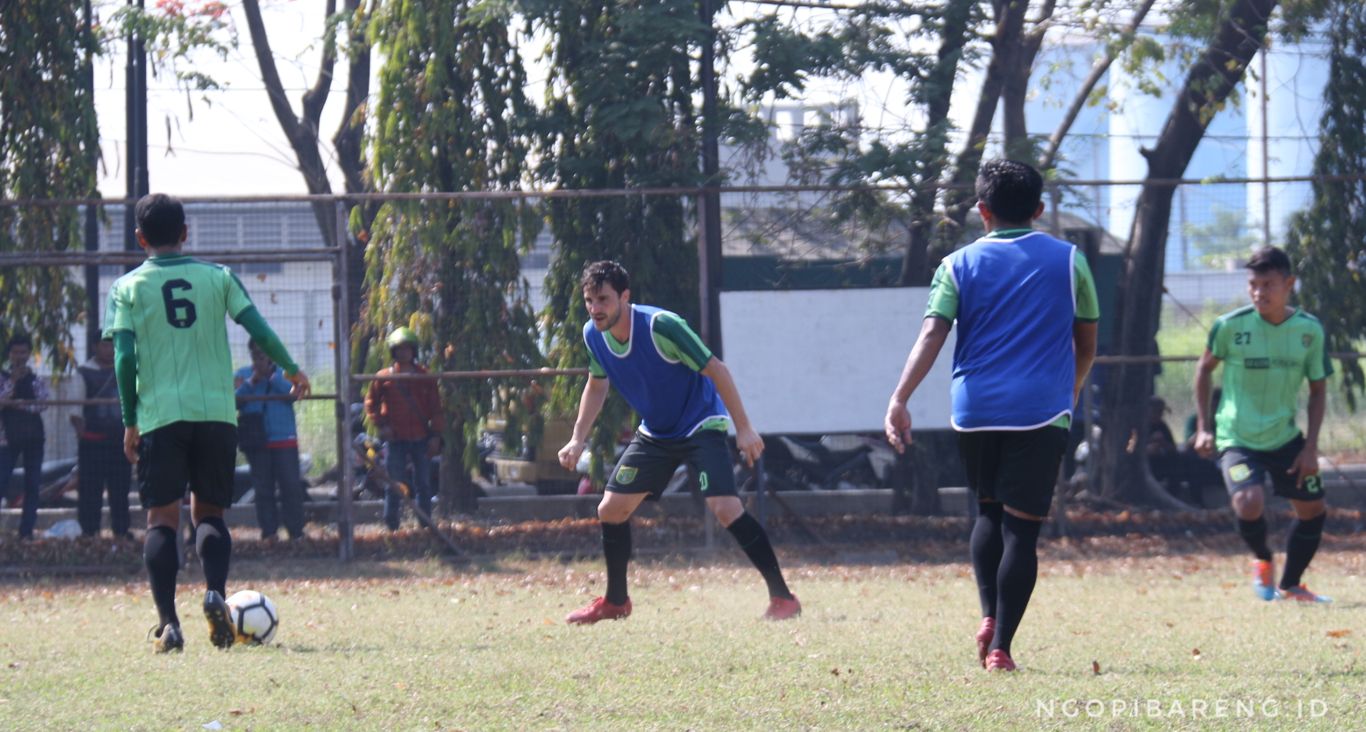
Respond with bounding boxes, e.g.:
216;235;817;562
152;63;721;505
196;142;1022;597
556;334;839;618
226;590;279;645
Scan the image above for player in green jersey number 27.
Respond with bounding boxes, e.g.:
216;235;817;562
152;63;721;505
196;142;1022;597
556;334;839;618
1194;246;1332;604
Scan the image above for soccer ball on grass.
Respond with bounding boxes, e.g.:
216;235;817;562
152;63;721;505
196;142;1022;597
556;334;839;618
226;590;279;645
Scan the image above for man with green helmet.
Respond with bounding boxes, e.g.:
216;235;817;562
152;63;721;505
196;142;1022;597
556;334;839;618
365;326;443;529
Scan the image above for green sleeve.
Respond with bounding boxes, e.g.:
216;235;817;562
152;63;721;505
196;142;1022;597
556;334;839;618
225;268;256;320
103;282;132;338
1073;251;1100;322
651;312;714;372
1306;323;1332;381
588;348;606;379
924;262;957;321
113;331;138;427
235;306;299;375
1208;319;1227;359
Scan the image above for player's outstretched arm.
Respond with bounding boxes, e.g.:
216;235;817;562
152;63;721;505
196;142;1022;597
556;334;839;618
700;358;763;467
559;376;610;470
1192;349;1221;458
885;317;951;454
236;307;310;398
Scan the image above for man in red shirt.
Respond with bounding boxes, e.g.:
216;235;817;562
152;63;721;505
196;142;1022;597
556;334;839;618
365;327;443;529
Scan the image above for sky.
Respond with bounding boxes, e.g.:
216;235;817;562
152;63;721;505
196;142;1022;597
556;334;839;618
90;2;1327;200
94;1;350;196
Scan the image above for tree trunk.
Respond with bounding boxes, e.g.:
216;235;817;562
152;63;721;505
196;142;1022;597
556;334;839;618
333;0;376;398
939;0;1029;239
895;0;975;285
1098;0;1278;507
438;415;479;516
240;0;338;246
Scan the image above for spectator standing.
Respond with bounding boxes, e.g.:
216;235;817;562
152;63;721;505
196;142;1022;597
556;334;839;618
235;339;306;541
73;335;133;538
365;327;442;529
0;334;50;540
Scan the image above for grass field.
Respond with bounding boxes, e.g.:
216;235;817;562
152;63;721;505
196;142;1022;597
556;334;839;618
0;542;1361;731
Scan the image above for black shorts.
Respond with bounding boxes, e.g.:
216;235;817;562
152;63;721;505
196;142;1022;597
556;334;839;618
137;421;238;509
957;426;1069;517
606;429;737;499
1218;433;1326;502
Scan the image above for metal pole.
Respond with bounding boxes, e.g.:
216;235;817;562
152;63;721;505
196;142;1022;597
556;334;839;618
84;0;100;353
123;0;147;263
334;203;355;561
697;0;724;356
1260;47;1271;247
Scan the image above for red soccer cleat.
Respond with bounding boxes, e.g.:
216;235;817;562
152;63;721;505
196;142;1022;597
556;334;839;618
565;596;632;625
976;617;996;668
984;648;1017;672
1252;560;1278;601
763;595;802;621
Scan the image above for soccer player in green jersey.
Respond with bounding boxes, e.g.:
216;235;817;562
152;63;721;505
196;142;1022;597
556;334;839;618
106;194;311;652
1194;246;1332;603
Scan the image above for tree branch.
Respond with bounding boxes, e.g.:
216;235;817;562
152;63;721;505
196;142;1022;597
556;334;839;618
1039;0;1158;172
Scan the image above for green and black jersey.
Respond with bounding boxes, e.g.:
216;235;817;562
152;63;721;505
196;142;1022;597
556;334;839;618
104;254;255;433
1208;306;1332;452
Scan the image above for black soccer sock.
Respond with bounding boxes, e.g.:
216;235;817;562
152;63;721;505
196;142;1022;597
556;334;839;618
992;512;1043;656
193;517;232;598
726;512;794;600
970;501;1005;619
1279;512;1325;590
144;526;181;628
1237;516;1273;562
602;520;632;606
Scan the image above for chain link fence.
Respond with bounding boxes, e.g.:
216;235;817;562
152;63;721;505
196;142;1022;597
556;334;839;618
0;178;1359;560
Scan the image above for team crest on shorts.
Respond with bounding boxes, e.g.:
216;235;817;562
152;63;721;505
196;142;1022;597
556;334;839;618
1228;463;1252;483
615;466;638;485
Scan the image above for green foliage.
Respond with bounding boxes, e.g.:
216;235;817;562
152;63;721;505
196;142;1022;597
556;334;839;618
0;1;101;371
1181;205;1259;270
102;0;236;95
366;0;541;508
526;0;713;479
1285;0;1366;409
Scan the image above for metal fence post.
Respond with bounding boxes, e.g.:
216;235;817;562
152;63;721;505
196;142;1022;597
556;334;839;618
334;202;355;562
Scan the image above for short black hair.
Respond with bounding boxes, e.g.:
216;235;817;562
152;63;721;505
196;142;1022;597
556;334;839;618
135;193;186;248
975;159;1044;224
1245;246;1292;277
7;333;32;352
580;260;630;295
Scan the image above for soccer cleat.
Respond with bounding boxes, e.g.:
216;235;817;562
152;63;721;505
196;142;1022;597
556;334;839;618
565;596;632;625
976;617;997;668
984;649;1017;672
1252;560;1278;601
1280;585;1332;604
763;595;802;621
203;590;236;649
149;623;184;654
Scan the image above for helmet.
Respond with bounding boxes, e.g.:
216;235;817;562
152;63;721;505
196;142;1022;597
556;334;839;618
386;327;419;351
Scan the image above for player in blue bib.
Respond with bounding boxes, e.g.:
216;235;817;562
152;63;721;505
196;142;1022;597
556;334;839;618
558;261;800;624
884;160;1099;672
